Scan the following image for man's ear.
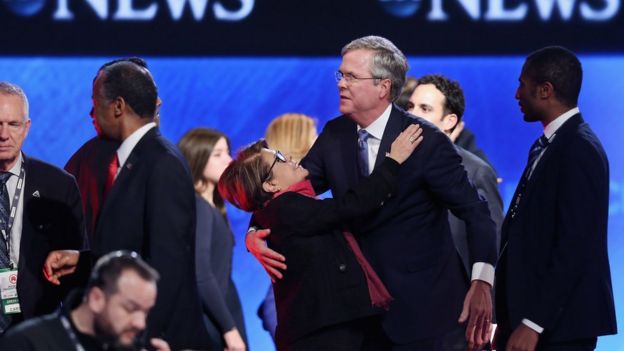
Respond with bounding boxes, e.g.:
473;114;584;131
378;79;392;100
262;180;281;194
441;113;459;134
88;287;107;313
112;97;125;118
538;82;554;99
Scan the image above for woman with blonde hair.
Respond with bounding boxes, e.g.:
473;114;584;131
264;113;318;162
178;128;247;351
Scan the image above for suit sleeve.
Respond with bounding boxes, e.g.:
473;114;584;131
526;138;609;330
472;163;504;255
277;158;399;236
423;131;497;267
195;199;236;334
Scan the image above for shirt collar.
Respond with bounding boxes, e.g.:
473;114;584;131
358;104;392;140
117;122;157;168
544;107;579;139
6;153;23;177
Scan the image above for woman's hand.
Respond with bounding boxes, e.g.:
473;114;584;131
388;124;423;164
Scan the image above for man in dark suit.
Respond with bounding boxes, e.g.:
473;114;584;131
406;74;504;273
248;36;497;350
495;46;617;351
0;82;86;333
76;59;209;349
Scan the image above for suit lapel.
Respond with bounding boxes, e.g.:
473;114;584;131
18;155;35;272
337;117;361;189
96;128;158;242
374;106;403;170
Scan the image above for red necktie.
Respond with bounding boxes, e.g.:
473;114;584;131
104;153;119;197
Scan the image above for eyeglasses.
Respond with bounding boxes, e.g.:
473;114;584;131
335;71;382;83
262;148;287;183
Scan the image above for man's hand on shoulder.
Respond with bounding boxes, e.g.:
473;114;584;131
245;228;286;282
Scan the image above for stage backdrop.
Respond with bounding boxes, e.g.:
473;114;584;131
0;56;622;350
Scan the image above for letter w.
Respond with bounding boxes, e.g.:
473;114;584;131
534;0;576;20
165;0;209;20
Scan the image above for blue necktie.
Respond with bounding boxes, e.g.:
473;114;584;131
509;135;550;219
0;172;12;269
357;129;370;178
0;172;12;332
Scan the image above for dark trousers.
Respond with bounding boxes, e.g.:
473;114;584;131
361;316;483;351
496;326;596;351
284;317;375;351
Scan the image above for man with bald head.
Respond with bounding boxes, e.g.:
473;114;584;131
59;59;209;349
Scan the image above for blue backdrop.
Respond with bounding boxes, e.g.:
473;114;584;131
1;56;621;350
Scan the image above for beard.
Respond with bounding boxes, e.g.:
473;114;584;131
93;315;140;350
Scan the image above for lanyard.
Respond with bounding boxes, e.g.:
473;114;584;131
60;314;86;351
1;165;25;269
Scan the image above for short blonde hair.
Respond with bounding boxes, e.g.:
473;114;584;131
264;113;317;163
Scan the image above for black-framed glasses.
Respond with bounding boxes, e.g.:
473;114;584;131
262;149;287;183
335;71;382;83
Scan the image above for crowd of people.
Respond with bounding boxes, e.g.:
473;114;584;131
0;34;616;351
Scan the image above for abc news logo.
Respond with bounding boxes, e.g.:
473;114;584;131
0;0;619;21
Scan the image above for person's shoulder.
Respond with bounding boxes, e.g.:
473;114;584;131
25;155;75;183
2;313;62;344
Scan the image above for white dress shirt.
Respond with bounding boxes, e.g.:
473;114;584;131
357;104;494;286
116;122;157;177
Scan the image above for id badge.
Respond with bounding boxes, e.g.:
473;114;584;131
0;268;20;314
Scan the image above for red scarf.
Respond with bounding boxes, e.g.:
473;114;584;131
271;180;393;310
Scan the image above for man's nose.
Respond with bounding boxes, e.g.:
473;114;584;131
0;126;9;140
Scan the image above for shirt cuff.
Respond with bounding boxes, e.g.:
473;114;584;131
471;262;494;286
522;319;544;334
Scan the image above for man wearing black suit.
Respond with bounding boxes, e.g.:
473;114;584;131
248;36;497;350
81;60;209;349
495;46;617;351
407;74;504;274
0;82;86;333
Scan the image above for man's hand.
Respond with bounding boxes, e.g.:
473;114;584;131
245;228;286;282
449;120;465;143
458;280;493;350
146;338;170;351
224;327;246;351
42;250;80;285
505;324;539;351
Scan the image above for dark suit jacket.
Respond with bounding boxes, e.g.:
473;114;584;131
64;137;118;243
302;106;497;343
496;114;617;342
254;158;400;347
450;146;503;277
16;155;86;324
93;127;210;350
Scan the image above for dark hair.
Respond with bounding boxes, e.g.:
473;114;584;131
85;251;159;297
98;58;158;119
218;140;273;212
522;46;582;107
395;77;418;111
417;74;465;122
178;128;230;218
